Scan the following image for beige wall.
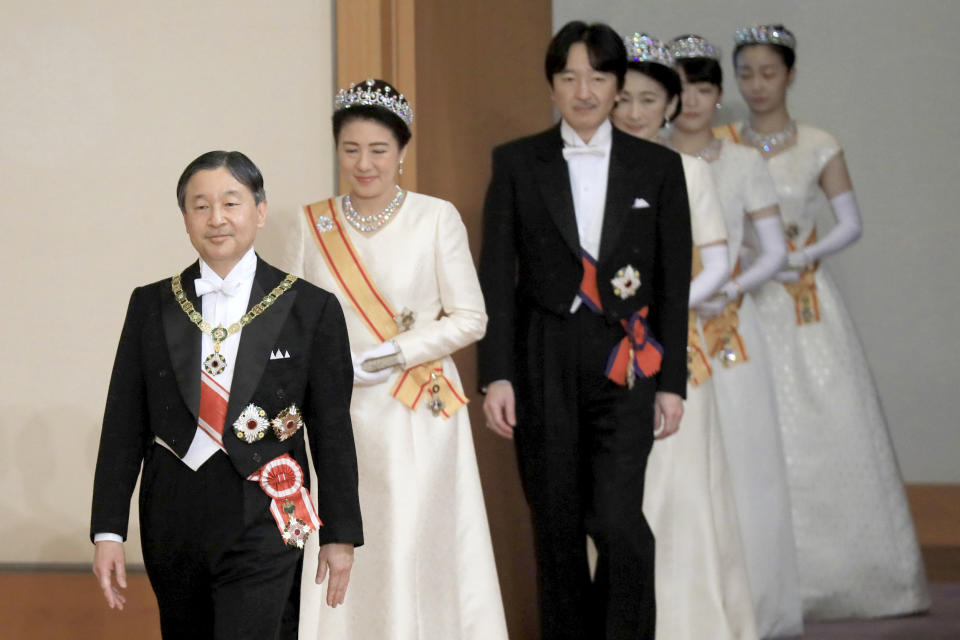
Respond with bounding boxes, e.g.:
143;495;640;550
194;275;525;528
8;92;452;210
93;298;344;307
554;0;960;483
0;1;335;563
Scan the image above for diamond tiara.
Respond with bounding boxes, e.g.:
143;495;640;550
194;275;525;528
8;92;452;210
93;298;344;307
734;25;796;51
334;79;414;127
669;34;720;61
624;32;673;68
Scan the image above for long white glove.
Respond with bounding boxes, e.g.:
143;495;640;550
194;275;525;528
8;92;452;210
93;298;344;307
791;191;863;266
352;340;402;386
720;215;787;299
689;243;729;308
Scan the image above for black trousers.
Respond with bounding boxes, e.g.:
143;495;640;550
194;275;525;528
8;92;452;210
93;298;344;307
139;445;302;640
515;307;656;640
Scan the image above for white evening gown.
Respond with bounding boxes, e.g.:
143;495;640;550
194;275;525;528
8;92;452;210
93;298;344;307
742;123;929;619
642;155;758;640
286;192;509;640
707;139;804;638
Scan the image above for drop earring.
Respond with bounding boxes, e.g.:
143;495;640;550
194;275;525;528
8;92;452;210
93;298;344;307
399;160;404;176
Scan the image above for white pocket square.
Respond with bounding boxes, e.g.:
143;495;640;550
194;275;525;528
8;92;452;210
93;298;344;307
270;349;291;360
632;198;651;209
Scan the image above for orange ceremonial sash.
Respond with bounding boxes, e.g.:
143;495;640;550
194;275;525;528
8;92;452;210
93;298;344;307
783;228;821;325
712;123;741;143
304;198;467;418
701;260;749;367
687;246;712;387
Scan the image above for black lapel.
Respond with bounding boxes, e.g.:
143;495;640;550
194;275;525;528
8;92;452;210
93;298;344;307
225;256;297;426
162;261;202;420
598;129;635;265
533;126;579;256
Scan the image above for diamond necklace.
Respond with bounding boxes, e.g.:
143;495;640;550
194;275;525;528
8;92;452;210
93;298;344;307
742;119;797;153
171;273;297;375
342;185;406;233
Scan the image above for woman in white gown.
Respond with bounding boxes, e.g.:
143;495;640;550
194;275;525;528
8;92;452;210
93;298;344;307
285;79;509;639
611;33;757;640
665;34;803;638
730;25;929;619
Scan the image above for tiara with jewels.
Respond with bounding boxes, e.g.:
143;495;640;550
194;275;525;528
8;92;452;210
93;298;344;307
624;32;673;68
334;79;414;127
669;34;720;61
734;25;796;51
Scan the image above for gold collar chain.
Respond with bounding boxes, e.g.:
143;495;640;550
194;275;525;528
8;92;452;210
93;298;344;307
171;272;297;374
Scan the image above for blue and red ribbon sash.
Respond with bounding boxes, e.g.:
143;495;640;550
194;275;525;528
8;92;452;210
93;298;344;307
604;307;663;387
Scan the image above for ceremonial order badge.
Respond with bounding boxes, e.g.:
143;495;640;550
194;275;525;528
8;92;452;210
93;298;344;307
234;404;269;443
314;215;335;233
393;307;416;333
271;405;304;442
204;352;227;375
611;265;641;299
282;514;311;549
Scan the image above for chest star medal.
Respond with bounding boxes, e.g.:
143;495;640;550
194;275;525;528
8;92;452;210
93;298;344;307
611;265;641;299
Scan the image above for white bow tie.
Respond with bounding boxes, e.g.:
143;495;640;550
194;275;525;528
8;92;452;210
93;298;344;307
562;145;606;160
194;277;245;297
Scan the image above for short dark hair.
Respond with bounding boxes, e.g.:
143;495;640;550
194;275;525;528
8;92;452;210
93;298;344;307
332;79;412;149
733;25;796;71
545;21;627;89
626;61;683;122
176;151;265;211
676;56;723;90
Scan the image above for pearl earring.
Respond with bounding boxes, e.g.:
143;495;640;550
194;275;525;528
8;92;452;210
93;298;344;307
715;102;723;111
399;160;404;176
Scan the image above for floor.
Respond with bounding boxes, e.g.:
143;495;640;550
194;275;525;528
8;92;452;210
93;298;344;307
2;548;958;638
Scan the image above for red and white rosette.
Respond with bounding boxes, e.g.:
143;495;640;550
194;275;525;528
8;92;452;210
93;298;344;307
247;453;322;548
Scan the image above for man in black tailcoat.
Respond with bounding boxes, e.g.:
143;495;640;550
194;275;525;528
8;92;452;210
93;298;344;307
90;151;362;639
478;21;691;640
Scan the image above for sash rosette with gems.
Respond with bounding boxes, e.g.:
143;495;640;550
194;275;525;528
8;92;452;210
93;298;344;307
247;453;322;549
701;261;749;367
783;227;821;325
304;198;468;418
604;307;663;389
702;301;749;367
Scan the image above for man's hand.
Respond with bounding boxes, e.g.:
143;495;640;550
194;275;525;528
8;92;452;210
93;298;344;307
93;540;127;610
482;380;516;439
653;391;683;440
316;543;354;607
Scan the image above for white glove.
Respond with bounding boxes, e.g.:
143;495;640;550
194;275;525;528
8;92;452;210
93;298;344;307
695;295;728;319
352;341;401;386
689;243;730;307
734;215;788;292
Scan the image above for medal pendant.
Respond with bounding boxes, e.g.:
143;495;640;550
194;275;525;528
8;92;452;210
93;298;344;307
204;352;227;375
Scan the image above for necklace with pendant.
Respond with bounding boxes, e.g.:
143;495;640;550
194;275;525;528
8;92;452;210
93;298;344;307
342;186;406;233
742;119;797;153
171;273;298;375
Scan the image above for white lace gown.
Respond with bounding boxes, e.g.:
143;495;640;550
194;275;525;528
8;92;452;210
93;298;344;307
642;154;758;640
286;192;509;640
742;123;929;619
707;139;804;638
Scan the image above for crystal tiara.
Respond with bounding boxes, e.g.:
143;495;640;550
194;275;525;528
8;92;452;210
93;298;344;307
669;34;720;61
624;32;673;68
734;25;796;51
334;79;414;127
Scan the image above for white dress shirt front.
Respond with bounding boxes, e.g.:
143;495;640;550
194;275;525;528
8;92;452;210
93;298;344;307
562;118;613;313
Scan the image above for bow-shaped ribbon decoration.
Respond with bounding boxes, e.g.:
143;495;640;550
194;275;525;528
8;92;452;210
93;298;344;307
194;277;245;297
562;145;607;160
604;307;663;389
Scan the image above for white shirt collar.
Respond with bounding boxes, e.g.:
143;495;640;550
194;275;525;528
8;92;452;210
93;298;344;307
198;246;258;288
560;118;613;150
